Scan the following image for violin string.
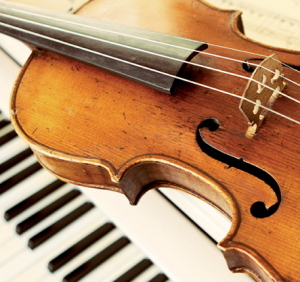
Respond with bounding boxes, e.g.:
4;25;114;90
200;51;300;87
1;12;299;125
1;21;299;126
207;42;267;58
7;13;300;110
202;43;300;84
272;59;300;87
1;11;299;105
3;5;300;88
5;5;300;86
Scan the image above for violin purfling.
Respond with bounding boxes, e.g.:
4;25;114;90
1;0;300;281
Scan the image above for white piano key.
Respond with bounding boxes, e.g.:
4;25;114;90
83;188;252;281
0;122;14;137
133;265;162;282
0;154;37;183
46;228;123;281
0;111;6;121
0;248;38;281
0;223;15;246
0;34;31;66
0;49;21;119
11;210;109;282
0;194;88;271
0;134;28;163
160;188;231;242
0;235;24;265
0;205;100;281
19;194;88;241
3;183;73;226
0;174;59;246
0;169;57;209
0;183;74;247
81;243;144;282
0;179;67;248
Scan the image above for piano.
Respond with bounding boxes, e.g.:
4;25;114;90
1;0;298;280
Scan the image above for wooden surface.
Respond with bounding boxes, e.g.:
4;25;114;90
9;0;300;281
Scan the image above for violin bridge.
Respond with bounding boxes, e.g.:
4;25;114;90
239;54;286;138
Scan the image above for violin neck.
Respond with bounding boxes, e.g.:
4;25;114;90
0;1;206;93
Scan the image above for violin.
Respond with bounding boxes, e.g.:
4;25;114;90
0;0;299;280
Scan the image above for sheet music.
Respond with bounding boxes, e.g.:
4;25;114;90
5;0;90;13
207;0;300;50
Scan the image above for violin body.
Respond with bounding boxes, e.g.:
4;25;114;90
8;0;300;281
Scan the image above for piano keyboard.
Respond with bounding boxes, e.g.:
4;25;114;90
0;35;251;281
0;116;170;282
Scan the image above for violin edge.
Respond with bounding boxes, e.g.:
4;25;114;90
9;43;291;282
219;240;284;282
8;1;300;280
12;116;284;282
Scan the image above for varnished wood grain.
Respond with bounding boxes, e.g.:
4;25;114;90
9;0;300;281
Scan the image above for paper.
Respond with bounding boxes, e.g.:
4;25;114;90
207;0;300;50
5;0;91;13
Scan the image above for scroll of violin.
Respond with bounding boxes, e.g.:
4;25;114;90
1;0;299;280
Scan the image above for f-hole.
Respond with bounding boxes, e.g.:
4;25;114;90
196;118;281;218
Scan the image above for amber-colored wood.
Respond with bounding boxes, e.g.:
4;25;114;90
8;0;300;281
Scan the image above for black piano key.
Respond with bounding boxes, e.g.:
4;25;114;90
0;162;42;195
48;222;116;272
0;119;10;129
4;179;65;221
114;259;153;282
28;202;94;250
149;273;169;282
0;129;17;146
63;237;130;282
16;189;82;235
0;148;33;173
